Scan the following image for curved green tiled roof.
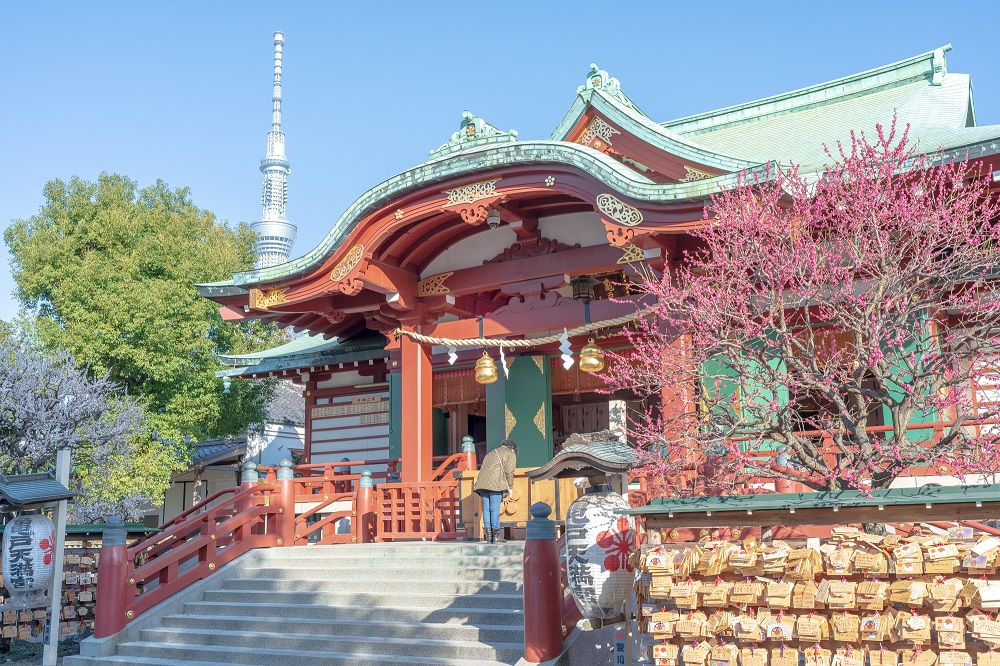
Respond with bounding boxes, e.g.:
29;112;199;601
197;140;773;291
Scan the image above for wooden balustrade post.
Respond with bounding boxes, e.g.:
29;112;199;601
240;461;263;536
94;517;130;638
461;435;478;472
524;502;564;663
356;470;375;543
276;459;295;547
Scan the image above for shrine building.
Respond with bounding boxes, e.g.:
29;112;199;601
200;45;1000;485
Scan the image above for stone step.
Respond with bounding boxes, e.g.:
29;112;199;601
110;641;514;666
221;576;522;595
260;543;523;559
201;587;523;610
161;613;524;643
182;600;523;626
230;565;524;582
65;656;243;666
138;627;523;662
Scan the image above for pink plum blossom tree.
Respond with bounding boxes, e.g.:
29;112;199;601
605;121;1000;494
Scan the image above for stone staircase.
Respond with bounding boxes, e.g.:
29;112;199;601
67;543;527;666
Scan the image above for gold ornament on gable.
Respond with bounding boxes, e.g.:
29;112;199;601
417;272;453;297
248;287;289;311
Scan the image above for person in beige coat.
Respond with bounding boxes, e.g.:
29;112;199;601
473;440;517;543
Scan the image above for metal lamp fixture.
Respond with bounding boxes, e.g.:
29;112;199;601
486;208;501;229
571;276;605;374
222;376;232;394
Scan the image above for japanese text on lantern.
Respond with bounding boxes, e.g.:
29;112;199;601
7;522;34;590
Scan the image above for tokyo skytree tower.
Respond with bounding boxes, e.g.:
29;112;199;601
250;32;296;269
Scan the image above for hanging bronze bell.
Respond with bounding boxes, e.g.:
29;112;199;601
579;338;605;373
474;351;499;384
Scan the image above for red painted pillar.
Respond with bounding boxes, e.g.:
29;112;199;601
239;461;263;537
461;435;478;472
400;334;433;483
524;502;564;663
94;517;130;638
356;470;375;543
276;459;295;546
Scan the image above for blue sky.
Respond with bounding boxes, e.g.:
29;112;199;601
5;2;1000;323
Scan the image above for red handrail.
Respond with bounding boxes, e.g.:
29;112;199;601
431;453;466;482
125;483;279;620
157;487;241;532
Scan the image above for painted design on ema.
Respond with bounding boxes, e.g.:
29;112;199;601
442;179;501;206
417;272;453;297
330;245;364;283
597;516;635;572
249;287;289;310
579;116;620;148
534;403;546;436
597;193;643;227
617;244;645;265
505;404;516;438
680;166;713;182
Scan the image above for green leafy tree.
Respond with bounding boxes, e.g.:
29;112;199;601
5;173;282;509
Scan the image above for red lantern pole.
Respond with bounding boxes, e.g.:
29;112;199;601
524;502;564;663
94;517;129;638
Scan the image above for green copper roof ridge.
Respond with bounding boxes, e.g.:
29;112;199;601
663;45;953;135
549;89;762;172
621;481;1000;516
208;141;778;290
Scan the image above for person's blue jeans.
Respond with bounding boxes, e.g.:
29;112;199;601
480;490;503;532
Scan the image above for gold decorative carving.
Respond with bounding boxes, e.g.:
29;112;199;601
505;404;516;438
248;287;288;311
417;272;453;297
617;243;646;264
596;193;643;227
442;179;501;206
531;356;545;374
680;166;713;182
330;244;364;283
578;116;620;148
329;244;365;295
394;209;404;220
533;403;546;436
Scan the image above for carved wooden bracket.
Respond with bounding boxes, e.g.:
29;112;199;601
603;219;637;247
445;193;507;225
329;244;365;295
484;237;581;264
248;287;289;311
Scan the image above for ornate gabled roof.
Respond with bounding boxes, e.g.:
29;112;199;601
525;431;636;481
429;111;518;159
551;86;763;174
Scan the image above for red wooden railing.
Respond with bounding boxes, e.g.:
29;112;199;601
375;481;464;541
96;449;480;638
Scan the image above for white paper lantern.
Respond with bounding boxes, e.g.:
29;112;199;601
3;514;57;608
564;489;635;619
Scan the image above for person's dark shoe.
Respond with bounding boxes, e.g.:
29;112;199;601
494;528;506;543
